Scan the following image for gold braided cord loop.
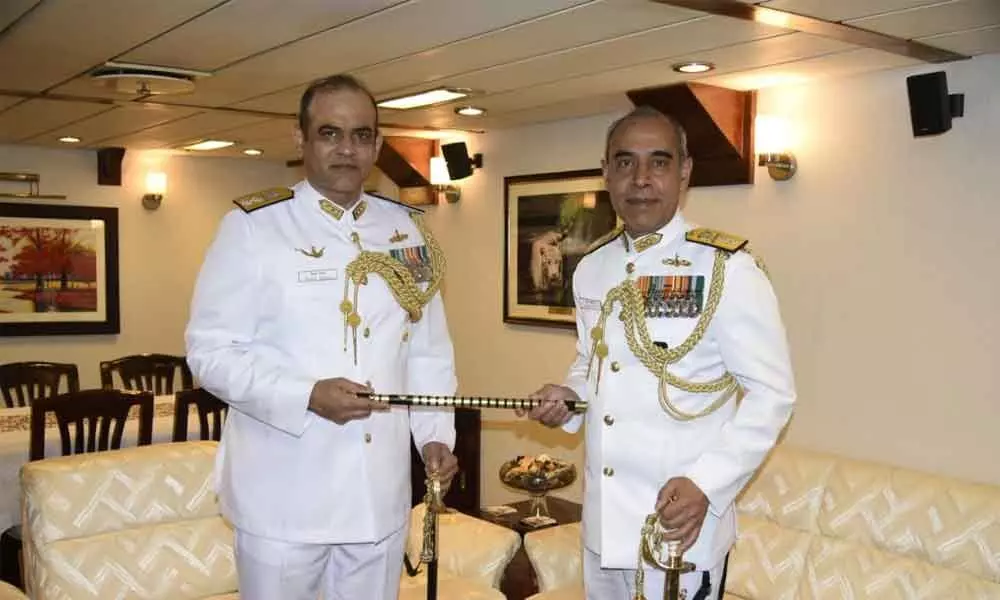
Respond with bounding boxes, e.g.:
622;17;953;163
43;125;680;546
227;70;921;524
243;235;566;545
344;213;446;323
589;249;742;421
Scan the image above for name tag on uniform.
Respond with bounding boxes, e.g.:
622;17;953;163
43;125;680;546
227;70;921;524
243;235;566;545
575;296;602;310
298;268;338;283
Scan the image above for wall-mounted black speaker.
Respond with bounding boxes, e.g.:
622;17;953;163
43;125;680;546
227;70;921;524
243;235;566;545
96;147;126;186
906;71;964;137
441;141;483;180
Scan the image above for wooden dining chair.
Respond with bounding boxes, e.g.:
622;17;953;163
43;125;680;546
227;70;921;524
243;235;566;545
172;388;229;442
99;353;193;395
28;388;155;461
0;362;79;408
2;388;154;590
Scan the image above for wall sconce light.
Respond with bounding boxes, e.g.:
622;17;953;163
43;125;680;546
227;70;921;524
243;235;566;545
430;157;460;203
142;171;167;209
755;115;797;181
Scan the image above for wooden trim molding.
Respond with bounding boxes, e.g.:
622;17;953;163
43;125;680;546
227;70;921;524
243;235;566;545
649;0;969;63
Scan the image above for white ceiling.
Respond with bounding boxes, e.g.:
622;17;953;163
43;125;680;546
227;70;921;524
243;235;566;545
0;0;996;162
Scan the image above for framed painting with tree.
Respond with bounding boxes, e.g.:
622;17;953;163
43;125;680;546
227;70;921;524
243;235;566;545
0;202;120;336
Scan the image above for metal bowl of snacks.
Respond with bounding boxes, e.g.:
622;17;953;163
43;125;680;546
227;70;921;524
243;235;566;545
499;454;576;517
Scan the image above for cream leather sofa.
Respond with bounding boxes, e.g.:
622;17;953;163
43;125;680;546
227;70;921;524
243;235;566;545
0;582;27;600
524;444;1000;599
20;441;521;600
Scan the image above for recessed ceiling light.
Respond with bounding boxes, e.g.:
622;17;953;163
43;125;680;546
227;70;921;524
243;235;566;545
58;136;81;143
454;106;486;117
242;148;263;156
377;88;470;110
183;140;235;151
672;61;715;74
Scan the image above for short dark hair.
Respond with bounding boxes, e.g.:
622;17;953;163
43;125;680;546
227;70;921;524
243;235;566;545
604;105;689;160
298;74;379;137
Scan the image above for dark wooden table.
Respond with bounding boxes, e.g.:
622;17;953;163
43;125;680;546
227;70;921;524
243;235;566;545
479;496;582;600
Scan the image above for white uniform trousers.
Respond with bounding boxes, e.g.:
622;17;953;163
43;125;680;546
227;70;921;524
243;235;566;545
584;547;727;600
235;525;407;600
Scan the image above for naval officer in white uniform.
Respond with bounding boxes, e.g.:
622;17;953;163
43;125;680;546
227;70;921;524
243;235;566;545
522;106;796;600
185;74;458;600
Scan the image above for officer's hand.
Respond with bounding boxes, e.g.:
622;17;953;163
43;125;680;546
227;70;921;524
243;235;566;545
516;384;576;427
655;477;709;553
422;441;459;493
308;378;378;425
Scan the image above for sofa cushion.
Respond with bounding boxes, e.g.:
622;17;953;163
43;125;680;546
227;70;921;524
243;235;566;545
31;516;236;600
405;505;520;589
0;581;26;600
726;516;811;600
22;442;221;546
817;456;1000;584
399;578;506;599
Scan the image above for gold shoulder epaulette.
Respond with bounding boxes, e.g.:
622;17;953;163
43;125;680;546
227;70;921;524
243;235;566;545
233;187;294;213
685;227;747;252
584;225;625;256
367;191;424;213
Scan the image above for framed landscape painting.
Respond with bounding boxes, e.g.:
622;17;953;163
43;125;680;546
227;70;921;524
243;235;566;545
503;169;618;329
0;202;120;336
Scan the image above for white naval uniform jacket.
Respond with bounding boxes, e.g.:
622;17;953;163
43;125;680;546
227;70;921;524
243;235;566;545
562;212;795;571
185;179;457;544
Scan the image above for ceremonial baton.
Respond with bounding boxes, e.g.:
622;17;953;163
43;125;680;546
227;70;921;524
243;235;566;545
360;392;588;413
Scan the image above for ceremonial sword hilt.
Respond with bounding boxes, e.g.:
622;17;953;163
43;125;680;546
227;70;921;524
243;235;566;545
635;514;695;600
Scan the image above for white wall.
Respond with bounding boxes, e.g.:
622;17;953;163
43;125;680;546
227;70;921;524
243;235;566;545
0;146;294;388
423;53;1000;506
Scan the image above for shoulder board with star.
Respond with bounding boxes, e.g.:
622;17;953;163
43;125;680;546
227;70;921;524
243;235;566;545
583;225;625;257
233;187;294;213
367;191;424;214
685;227;748;252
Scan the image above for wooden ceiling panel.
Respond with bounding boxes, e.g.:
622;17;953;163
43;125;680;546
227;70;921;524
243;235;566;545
427;17;786;98
206;117;297;143
0;96;22;112
699;47;921;90
0;0;41;32
764;0;945;22
0;99;112;143
355;1;703;95
846;0;1000;40
24;104;202;146
0;0;223;93
233;86;304;114
150;0;591;109
919;24;1000;56
466;33;851;114
97;111;275;149
121;0;407;72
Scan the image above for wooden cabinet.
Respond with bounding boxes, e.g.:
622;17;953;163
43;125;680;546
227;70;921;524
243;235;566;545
410;408;481;515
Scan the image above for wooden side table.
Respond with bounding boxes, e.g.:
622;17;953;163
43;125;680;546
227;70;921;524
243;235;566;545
479;496;582;600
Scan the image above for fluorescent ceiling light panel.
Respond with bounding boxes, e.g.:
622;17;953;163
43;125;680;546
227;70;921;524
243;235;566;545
183;140;235;151
378;88;469;110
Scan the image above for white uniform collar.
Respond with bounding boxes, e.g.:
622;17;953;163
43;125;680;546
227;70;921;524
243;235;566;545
297;179;367;222
623;211;687;253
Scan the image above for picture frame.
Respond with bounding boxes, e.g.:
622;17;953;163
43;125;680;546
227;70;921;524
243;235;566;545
0;202;120;336
503;169;618;329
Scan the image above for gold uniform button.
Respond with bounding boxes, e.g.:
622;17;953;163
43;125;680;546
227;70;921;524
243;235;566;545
626;262;635;274
364;433;372;443
610;361;620;372
603;467;615;477
350;232;360;243
402;331;409;342
603;414;615;426
363;327;370;338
